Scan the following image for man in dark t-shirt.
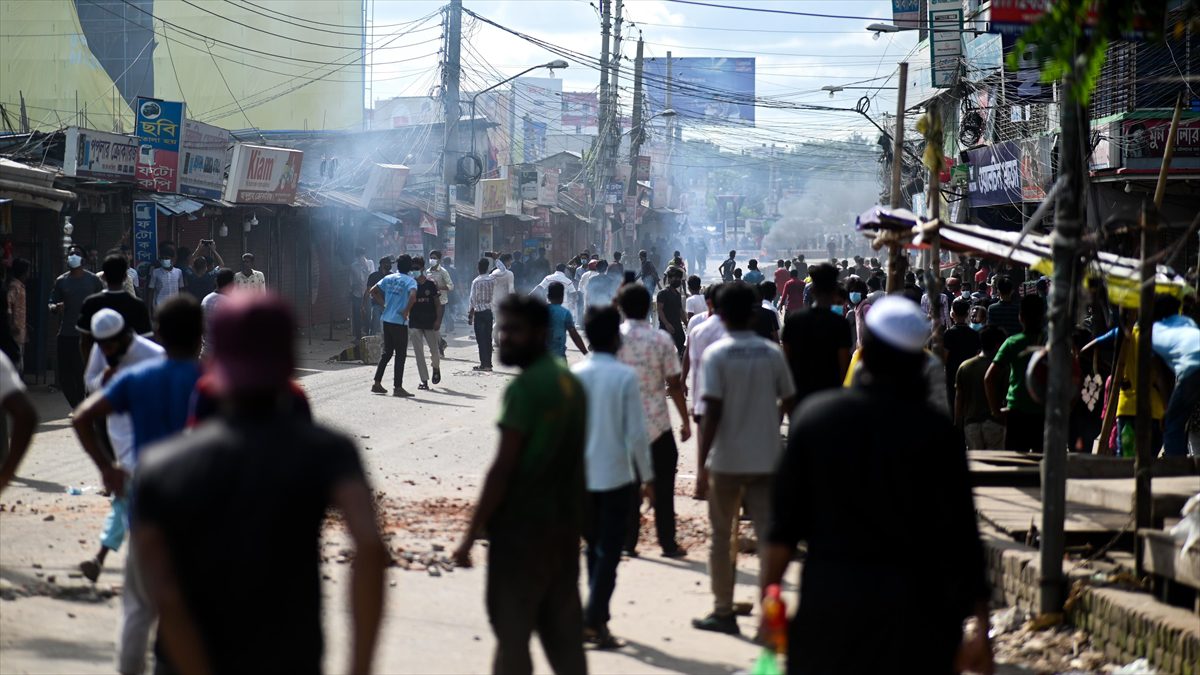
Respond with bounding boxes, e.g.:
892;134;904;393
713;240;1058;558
131;294;385;674
657;268;686;358
942;297;981;410
77;255;153;358
362;257;392;336
780;263;851;404
409;260;444;389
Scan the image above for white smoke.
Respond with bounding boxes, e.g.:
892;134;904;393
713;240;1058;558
762;175;878;254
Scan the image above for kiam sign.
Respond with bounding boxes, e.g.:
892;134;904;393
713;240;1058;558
222;144;303;205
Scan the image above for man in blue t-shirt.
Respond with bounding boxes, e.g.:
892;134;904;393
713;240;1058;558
369;254;418;397
69;294;203;675
546;282;588;360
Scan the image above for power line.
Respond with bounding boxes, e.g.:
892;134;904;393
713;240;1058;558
661;0;905;24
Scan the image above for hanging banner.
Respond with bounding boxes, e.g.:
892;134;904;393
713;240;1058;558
132;200;158;266
223;143;304;204
635;155;651;182
966;141;1022;207
537;168;559;206
63;127;138;180
518;166;539;200
420;212;438;236
135;97;185;193
1003;37;1054;103
179;119;232;199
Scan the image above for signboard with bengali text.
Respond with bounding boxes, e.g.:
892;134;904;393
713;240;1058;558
135;97;185;193
179;119;231;199
966;141;1022;207
64;127;138;180
132;200;158;266
222;143;303;204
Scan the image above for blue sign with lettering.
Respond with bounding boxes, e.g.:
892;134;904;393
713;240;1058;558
132;200;158;266
966;141;1023;207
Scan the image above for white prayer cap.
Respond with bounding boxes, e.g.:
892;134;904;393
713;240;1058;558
90;308;126;341
864;295;929;354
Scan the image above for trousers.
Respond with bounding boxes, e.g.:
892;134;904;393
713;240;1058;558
487;526;586;675
100;496;128;551
707;472;772;616
625;432;681;553
584;484;635;629
473;310;494;368
964;420;1005;451
1163;369;1200;457
57;335;86;408
117;546;156;675
373;322;409;389
409;328;442;383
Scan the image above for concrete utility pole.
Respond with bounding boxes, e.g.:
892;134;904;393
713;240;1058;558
592;0;612;252
886;62;908;293
1040;59;1086;618
625;38;645;250
442;0;462;222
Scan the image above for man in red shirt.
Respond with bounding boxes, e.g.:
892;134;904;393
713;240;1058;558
772;260;791;301
780;268;806;315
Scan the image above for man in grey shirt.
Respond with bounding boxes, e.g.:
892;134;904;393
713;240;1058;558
50;245;104;407
693;281;795;636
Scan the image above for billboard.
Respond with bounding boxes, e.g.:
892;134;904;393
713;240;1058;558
135;97;185;193
362;164;410;209
512;77;563;134
537;169;559;206
223;144;303;204
64;127;138;180
562;92;598;131
966;141;1021;207
892;0;921;28
132;200;158;267
1123;117;1200;170
644;57;756;123
179;119;232;199
476;178;507;218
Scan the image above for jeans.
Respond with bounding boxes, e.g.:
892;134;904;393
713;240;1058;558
1004;410;1045;453
707;472;772;616
373;322;409;390
1163;369;1200;457
56;335;85;408
584;483;635;629
486;526;586;675
409;328;441;384
964;419;1005;450
473;310;494;368
118;546;155;675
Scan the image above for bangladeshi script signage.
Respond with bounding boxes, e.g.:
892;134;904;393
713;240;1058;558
1123;117;1200;162
222;143;303;205
64;127;138;180
179;120;232;200
967;141;1022;207
135;97;185;193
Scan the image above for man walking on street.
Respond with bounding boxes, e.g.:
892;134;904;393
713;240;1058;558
148;245;183;312
132;293;386;675
349;247;375;340
719;250;737;283
985;294;1047;452
657;268;686;358
200;269;236;359
369;254;417;397
363;257;392;337
70;296;204;675
571;305;653;649
235;253;267;293
546;283;588;360
743;259;764;285
956;326;1007;450
468;258;496;372
409;258;444;390
617;284;691;558
491;253;516;345
693;282;794;635
428;250;454;347
453;294;588;675
780;263;851;406
77;254;153;359
986;275;1022;337
51;244;104;407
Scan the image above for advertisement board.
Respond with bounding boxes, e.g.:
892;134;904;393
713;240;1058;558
477;178;507;218
635;155;651;182
562;92;599;131
537;168;559;206
132;200;158;266
1019;136;1053;202
892;0;921;28
966;141;1022;207
929;0;963;88
512;77;563;133
179;119;231;199
222;144;303;204
64;127;138;180
644;57;756;123
1123;117;1200;166
362;163;410;209
135;97;185;193
518;167;539;200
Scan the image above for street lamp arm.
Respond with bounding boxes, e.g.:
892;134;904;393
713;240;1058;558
469;61;569;160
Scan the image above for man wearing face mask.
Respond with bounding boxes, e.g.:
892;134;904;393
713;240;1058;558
779;263;852;409
657;268;687;358
50;245;104;407
149;244;184;312
427;250;454;347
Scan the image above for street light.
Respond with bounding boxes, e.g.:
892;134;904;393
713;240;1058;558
866;22;989;38
622;108;676;136
822;84;896;98
465;59;569;181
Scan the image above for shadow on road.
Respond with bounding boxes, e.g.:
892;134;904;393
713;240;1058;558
618;638;742;675
4;475;70;494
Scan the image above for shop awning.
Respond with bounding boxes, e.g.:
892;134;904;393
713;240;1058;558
0;158;76;212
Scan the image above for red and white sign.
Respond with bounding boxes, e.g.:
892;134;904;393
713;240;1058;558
223;144;303;204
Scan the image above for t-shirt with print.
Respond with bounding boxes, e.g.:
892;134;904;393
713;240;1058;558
51;271;104;337
992;332;1043;415
490;354;586;533
700;331;795;474
376;273;417;326
547;303;574;358
408;279;440;330
103;357;202;461
617;320;681;440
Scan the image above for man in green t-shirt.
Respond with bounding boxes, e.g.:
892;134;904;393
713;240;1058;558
454;294;588;675
985;294;1046;452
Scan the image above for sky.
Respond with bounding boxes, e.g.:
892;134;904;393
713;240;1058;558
360;0;923;149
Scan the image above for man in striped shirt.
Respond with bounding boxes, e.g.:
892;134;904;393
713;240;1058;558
468;257;496;371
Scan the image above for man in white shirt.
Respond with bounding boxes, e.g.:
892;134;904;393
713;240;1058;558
349;247;375;340
0;351;36;493
693;282;794;636
427;250;455;343
78;309;165;674
685;275;706;322
535;263;578;307
235;252;267;293
200;269;236;359
490;253;515;345
570;305;652;649
149;245;183;310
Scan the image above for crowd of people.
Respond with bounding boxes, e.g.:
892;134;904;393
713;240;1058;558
0;238;1194;675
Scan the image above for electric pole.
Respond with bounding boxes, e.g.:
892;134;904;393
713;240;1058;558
625;38;645;251
442;0;462;223
605;0;624;253
592;0;612;253
1040;58;1086;618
